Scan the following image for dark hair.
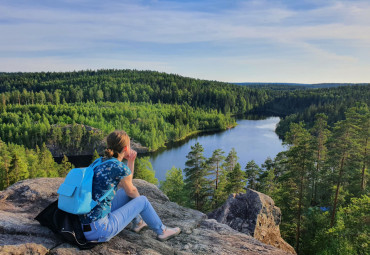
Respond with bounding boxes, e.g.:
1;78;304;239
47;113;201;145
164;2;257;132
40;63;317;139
104;130;130;158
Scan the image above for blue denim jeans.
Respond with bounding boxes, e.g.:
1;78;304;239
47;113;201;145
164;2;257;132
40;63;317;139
83;188;165;242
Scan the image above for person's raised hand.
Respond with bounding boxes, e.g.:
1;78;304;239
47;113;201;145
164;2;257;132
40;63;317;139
126;149;137;161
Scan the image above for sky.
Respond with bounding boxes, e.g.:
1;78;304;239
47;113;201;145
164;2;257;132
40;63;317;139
1;0;370;83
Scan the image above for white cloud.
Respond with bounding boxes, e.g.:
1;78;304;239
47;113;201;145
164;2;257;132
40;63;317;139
1;0;370;82
2;0;370;45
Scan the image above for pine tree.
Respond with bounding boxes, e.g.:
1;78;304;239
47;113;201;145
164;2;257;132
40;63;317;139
25;148;38;179
9;152;29;185
258;167;276;196
51;126;63;146
223;148;238;172
134;157;158;185
327;110;361;227
91;149;100;163
245;160;260;190
54;90;61;105
0;141;11;189
314;195;370;255
184;142;210;211
284;122;315;253
59;154;73;177
310;113;330;205
34;145;47;177
207;149;225;207
257;157;277;195
160;167;186;206
225;163;245;194
354;104;369;193
208;149;225;190
1;93;6;111
339;105;369;198
212;169;228;209
38;143;58;177
71;124;84;152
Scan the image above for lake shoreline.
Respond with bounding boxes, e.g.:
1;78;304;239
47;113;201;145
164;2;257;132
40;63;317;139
54;116;283;181
164;123;238;149
53;123;238;162
54;112;276;158
149;116;284;182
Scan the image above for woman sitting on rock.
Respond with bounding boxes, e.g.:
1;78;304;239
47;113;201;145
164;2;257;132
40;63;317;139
79;130;181;242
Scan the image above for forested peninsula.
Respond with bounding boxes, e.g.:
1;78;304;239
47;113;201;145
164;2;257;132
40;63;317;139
0;70;369;254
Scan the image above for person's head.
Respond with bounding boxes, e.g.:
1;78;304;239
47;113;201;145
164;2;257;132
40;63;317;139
104;130;130;158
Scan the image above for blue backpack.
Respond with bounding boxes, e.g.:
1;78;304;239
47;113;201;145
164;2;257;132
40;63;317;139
57;157;119;215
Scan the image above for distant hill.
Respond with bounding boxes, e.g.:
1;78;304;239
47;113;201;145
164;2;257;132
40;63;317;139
233;82;369;90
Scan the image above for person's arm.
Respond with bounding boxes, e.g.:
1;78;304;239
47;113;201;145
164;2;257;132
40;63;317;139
119;173;140;198
127;154;135;176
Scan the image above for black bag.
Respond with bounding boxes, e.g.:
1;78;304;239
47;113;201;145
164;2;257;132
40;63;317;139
35;200;99;250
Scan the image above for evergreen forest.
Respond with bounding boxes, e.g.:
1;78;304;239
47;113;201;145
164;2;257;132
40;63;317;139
0;69;369;254
161;105;369;254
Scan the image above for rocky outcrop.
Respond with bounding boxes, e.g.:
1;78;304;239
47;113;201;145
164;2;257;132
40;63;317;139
208;189;296;254
0;178;292;255
130;140;149;153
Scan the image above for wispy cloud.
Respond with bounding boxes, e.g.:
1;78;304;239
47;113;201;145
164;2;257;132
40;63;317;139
1;0;370;82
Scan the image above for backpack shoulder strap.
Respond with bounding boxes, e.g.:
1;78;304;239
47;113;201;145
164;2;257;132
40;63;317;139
92;157;120;169
90;157;103;168
98;186;115;202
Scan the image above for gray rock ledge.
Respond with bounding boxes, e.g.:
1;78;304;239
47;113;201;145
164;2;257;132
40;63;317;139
0;178;292;255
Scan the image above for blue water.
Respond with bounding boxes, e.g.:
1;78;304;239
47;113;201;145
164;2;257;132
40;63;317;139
149;117;286;182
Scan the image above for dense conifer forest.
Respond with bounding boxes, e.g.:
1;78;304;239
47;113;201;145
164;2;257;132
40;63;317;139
0;69;369;254
161;104;369;255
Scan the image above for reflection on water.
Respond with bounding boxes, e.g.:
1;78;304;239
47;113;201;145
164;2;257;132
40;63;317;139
148;117;286;182
256;123;278;130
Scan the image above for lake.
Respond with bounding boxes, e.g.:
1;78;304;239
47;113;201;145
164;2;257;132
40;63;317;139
149;117;286;182
55;117;286;183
